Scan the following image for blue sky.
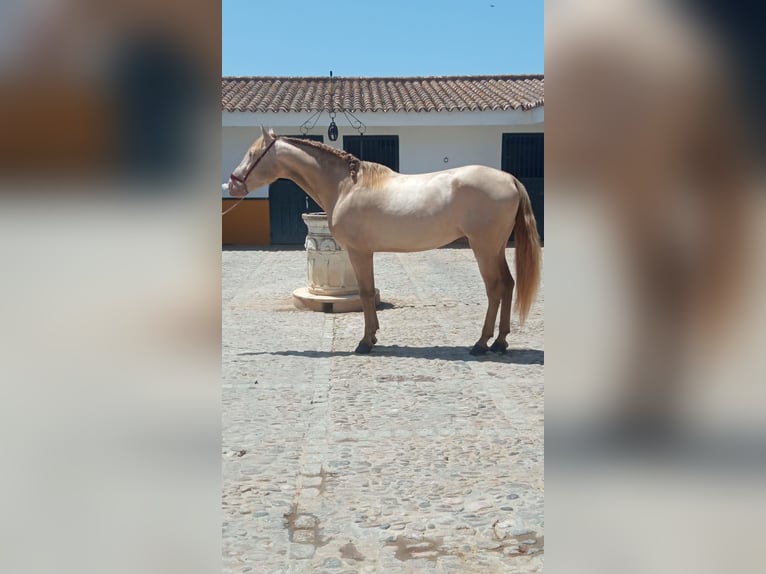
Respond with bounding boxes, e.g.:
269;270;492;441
222;0;543;77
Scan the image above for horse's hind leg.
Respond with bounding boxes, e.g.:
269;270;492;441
490;249;515;353
469;242;505;355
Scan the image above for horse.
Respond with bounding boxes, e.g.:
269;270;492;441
228;127;542;355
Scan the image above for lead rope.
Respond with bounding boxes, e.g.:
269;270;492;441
222;196;246;216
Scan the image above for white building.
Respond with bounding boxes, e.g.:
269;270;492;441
222;75;544;245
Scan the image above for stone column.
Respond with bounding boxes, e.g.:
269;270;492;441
292;213;380;313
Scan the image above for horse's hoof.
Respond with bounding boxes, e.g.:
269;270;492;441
355;341;373;354
489;340;508;354
469;344;488;356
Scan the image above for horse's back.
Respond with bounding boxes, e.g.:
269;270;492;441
332;164;520;252
452;165;520;201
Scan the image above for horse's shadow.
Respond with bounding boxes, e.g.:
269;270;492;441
237;345;543;364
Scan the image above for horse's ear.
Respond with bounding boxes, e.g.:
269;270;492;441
261;126;276;141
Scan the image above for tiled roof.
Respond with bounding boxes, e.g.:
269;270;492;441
222;75;544;113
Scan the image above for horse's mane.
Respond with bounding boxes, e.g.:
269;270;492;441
281;137;394;188
282;137;361;182
357;161;393;190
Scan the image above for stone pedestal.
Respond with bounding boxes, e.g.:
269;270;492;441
292;213;380;313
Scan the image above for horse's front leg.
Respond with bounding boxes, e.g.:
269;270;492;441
346;248;379;353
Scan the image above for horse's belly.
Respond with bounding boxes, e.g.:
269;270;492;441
361;212;462;252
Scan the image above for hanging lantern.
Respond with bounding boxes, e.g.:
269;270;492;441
327;119;338;141
327;112;338;141
327;71;339;141
298;71;366;143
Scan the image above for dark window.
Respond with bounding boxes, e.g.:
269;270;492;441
343;135;399;171
502;133;544;241
501;133;544;178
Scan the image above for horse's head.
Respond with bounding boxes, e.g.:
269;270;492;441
228;127;279;197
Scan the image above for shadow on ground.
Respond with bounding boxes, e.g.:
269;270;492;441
238;346;543;364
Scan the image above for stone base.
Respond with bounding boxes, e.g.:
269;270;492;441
292;287;380;313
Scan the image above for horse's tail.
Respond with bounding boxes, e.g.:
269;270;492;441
512;178;542;324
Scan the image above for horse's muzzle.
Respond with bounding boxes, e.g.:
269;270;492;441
228;174;248;197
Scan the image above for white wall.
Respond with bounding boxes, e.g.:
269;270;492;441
223;108;544;127
397;125;515;174
222;113;543;198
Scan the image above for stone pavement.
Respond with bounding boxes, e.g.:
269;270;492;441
223;246;544;573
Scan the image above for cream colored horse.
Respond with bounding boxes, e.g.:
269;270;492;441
229;128;542;355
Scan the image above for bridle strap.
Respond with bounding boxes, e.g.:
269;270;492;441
224;136;278;216
229;136;278;187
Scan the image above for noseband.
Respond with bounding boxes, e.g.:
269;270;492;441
229;136;278;194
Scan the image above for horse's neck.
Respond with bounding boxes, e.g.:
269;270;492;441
276;141;344;212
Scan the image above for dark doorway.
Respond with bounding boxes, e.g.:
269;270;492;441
268;135;323;244
343;135;399;171
501;133;544;241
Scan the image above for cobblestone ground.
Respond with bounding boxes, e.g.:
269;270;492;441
223;246;544;573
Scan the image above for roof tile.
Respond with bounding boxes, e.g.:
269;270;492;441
221;75;544;113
